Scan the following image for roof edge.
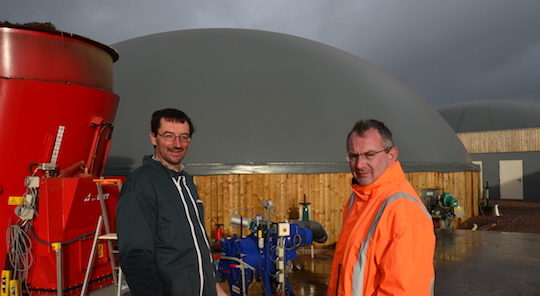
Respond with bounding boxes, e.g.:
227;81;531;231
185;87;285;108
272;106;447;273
105;161;480;176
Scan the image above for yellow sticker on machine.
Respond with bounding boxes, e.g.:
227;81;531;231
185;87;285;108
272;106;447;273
98;243;104;259
8;196;24;205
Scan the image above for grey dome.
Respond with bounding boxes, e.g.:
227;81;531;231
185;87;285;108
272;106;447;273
438;99;540;133
106;28;473;175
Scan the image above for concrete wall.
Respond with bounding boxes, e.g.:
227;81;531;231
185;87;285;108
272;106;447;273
471;151;540;201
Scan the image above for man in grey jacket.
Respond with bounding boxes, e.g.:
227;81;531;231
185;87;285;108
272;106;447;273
116;108;226;296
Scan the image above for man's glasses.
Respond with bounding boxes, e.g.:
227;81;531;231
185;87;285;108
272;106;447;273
157;133;191;143
346;147;392;163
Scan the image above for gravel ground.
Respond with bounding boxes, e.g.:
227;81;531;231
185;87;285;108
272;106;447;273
459;200;540;233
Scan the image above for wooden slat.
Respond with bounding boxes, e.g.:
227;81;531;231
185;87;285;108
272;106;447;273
195;170;479;247
458;128;540;153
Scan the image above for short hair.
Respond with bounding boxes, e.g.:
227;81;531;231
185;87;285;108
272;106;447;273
347;119;394;148
151;108;194;136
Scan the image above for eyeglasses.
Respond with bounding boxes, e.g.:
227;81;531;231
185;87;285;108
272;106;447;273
156;133;191;143
346;147;392;163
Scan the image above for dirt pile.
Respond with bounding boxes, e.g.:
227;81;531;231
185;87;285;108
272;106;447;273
1;21;57;31
459;200;540;233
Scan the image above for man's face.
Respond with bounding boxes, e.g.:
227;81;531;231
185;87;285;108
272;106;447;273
150;118;191;170
347;129;398;186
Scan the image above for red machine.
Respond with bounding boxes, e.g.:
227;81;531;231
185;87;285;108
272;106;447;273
0;24;120;294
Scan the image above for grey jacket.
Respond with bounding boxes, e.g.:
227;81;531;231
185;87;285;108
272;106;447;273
116;155;217;296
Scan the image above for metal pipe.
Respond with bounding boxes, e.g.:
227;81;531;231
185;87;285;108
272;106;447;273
52;242;63;296
218;256;255;296
230;215;252;229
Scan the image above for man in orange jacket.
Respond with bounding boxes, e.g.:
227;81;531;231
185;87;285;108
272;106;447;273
328;119;435;296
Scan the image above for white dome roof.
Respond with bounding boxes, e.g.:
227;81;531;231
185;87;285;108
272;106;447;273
106;29;472;175
439;99;540;133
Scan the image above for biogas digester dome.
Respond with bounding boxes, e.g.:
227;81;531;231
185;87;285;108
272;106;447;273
439;99;540;133
106;29;473;175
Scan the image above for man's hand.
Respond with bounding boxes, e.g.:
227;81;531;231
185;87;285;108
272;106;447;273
216;283;228;296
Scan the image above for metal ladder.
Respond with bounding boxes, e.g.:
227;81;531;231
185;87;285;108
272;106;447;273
80;178;123;296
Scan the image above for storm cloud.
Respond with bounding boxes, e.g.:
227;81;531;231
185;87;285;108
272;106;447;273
2;0;539;106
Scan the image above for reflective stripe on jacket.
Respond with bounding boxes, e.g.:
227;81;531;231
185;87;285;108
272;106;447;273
328;161;435;296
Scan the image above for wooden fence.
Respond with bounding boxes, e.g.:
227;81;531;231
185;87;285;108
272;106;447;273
458;128;540;153
194;170;479;247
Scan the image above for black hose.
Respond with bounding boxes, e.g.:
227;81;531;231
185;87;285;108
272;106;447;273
29;224;95;246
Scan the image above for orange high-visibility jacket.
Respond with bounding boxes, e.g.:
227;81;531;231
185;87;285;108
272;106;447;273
328;161;435;296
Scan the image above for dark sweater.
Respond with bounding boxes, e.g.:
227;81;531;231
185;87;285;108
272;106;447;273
116;155;217;296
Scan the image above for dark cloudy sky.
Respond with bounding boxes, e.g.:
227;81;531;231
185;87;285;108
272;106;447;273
2;0;539;106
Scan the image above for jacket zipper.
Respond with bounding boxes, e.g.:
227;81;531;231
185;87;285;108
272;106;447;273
173;176;205;296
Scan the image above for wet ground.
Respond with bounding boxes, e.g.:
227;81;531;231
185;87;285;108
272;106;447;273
93;229;540;296
93;200;540;295
434;230;540;296
289;229;540;296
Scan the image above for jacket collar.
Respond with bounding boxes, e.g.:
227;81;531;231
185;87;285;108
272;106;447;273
351;161;404;201
143;155;185;178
